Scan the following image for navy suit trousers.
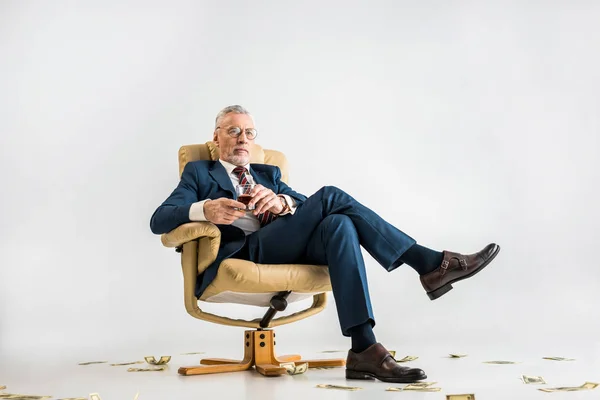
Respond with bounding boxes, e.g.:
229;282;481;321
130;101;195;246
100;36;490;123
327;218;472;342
237;186;416;336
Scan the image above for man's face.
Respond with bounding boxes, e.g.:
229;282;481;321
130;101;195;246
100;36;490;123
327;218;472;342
213;113;255;166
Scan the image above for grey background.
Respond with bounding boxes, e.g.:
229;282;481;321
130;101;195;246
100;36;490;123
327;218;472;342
1;0;599;362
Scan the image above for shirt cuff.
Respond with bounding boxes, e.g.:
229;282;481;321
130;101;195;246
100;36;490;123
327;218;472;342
277;194;297;216
189;200;210;221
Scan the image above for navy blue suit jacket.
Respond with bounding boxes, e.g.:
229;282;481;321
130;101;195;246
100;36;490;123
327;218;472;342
150;160;307;297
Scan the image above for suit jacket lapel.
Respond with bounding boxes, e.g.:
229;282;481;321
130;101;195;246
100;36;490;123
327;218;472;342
209;161;235;197
249;165;274;191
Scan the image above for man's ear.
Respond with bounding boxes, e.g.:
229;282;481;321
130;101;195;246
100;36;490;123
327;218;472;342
212;132;219;146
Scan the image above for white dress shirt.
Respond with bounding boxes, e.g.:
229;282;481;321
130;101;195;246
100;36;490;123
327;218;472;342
188;159;297;235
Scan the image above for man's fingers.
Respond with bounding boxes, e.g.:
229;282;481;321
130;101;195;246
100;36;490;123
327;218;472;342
205;198;248;224
254;195;277;215
267;197;279;214
226;199;247;209
220;213;241;224
248;188;271;208
254;196;270;215
223;208;246;218
251;185;270;197
249;184;265;197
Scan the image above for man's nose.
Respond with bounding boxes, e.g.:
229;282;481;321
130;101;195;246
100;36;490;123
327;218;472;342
237;133;249;143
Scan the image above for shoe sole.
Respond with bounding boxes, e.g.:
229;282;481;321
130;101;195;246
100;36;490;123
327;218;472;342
427;244;501;301
346;369;427;383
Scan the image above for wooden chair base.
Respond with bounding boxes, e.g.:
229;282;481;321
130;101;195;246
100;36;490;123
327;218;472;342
178;329;346;377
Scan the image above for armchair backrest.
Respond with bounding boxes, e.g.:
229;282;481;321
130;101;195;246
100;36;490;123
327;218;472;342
178;141;290;183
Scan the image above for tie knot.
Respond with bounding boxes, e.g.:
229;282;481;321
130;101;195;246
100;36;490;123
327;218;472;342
232;166;248;177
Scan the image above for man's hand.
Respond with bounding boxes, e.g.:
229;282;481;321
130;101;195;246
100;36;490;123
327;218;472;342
203;198;247;225
248;184;284;216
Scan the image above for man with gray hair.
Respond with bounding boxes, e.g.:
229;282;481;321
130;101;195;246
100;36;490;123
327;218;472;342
150;105;500;383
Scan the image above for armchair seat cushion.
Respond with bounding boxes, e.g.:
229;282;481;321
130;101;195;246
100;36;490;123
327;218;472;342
199;259;332;307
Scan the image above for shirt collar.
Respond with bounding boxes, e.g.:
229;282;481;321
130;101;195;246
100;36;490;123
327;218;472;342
219;159;251;177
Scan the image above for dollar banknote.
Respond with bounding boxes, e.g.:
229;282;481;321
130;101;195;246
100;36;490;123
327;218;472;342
538;382;598;393
127;367;166;372
386;387;403;392
77;361;107;366
446;395;476;400
316;384;362;391
89;394;102;400
144;356;171;365
311;366;335;370
404;384;442;392
449;354;468;358
109;361;144;366
521;375;546;384
279;362;308;375
396;355;418;363
404;382;437;388
542;357;575;361
483;361;518;364
279;362;294;368
0;393;52;399
389;350;396;358
405;387;442;392
55;398;87;400
291;363;308;375
386;383;440;392
580;383;598;390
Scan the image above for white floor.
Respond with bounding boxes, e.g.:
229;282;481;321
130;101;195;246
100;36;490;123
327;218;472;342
2;340;599;400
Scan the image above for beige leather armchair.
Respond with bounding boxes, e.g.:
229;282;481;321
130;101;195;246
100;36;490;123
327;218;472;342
161;142;345;377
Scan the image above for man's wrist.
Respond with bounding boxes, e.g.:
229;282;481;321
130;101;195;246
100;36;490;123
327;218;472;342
189;200;210;221
276;195;290;215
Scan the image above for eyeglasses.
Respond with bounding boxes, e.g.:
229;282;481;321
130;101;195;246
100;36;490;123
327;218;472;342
216;126;258;140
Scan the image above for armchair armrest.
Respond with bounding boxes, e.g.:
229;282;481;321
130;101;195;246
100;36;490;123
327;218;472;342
162;222;222;275
161;221;221;248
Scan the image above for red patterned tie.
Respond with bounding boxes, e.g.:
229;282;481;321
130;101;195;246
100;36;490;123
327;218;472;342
233;166;277;227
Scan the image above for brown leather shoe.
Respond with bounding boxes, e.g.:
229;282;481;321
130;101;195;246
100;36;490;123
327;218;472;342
420;243;500;300
346;343;427;383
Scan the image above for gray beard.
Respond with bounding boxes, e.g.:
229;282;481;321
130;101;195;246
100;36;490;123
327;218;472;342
225;154;250;166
